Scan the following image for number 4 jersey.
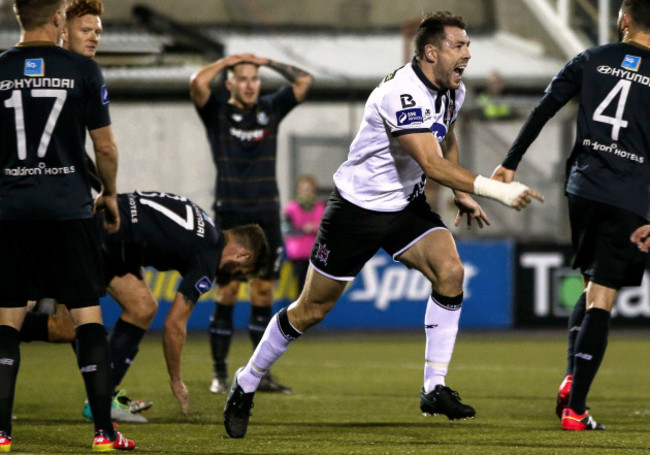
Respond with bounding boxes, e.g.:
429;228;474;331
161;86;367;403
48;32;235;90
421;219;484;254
0;44;110;220
106;192;224;303
538;42;649;220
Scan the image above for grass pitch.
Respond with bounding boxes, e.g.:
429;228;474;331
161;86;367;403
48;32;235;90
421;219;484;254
11;330;650;454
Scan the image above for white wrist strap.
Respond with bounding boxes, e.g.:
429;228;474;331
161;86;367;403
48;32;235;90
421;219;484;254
473;175;529;207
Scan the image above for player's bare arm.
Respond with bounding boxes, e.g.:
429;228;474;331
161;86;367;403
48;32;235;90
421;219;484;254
262;59;314;102
162;291;196;415
89;125;119;233
398;132;544;210
440;125;490;229
189;53;256;108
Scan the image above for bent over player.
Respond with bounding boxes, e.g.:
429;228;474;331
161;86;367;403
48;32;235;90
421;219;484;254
0;0;133;451
20;191;269;417
223;11;543;439
492;0;650;432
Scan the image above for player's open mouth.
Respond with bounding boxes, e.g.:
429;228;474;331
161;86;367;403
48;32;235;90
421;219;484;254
454;66;466;77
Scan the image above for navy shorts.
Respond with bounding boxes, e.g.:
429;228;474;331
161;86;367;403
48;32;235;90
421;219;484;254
215;209;283;281
0;218;105;307
310;189;447;281
568;194;647;289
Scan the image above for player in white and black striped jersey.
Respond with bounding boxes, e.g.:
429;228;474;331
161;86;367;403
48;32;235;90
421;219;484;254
223;11;543;439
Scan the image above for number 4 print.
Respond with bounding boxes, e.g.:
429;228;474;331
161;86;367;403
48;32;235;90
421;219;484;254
4;89;67;160
592;80;630;141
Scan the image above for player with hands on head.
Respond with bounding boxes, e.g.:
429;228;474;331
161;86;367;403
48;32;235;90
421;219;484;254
492;0;650;431
191;52;313;395
222;11;543;439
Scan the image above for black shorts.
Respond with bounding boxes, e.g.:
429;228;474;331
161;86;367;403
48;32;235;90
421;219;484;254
568;194;647;289
310;189;447;280
0;218;105;307
215;209;283;280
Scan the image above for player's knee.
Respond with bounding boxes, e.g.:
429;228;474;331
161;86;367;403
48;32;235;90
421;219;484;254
123;299;157;327
435;261;464;292
216;281;241;304
251;280;274;304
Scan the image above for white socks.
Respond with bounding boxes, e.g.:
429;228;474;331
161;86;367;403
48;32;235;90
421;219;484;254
237;308;302;393
423;294;462;392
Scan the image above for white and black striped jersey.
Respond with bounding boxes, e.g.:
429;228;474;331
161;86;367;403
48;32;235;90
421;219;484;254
334;58;465;212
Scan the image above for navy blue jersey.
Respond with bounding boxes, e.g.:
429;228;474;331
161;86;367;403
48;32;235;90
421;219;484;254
505;41;650;220
110;192;224;303
0;44;111;220
196;85;297;213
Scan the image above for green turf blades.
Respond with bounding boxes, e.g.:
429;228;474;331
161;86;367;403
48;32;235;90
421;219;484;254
12;331;650;454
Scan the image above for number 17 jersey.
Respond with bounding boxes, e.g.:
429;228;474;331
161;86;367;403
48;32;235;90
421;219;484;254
548;41;650;220
0;44;110;220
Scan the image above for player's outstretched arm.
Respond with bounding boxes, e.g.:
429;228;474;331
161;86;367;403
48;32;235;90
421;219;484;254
189;53;258;108
89;125;120;233
162;291;196;415
398;132;544;210
631;225;650;253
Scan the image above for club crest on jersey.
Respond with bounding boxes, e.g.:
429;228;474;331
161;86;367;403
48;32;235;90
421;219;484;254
396;108;423;126
315;243;330;265
24;58;44;77
621;55;641;72
430;123;448;142
256;111;269;125
195;276;213;295
101;85;110;105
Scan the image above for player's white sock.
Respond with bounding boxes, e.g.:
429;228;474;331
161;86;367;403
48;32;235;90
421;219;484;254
423;291;462;393
238;307;301;393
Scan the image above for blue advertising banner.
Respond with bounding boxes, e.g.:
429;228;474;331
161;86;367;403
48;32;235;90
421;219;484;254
100;239;514;330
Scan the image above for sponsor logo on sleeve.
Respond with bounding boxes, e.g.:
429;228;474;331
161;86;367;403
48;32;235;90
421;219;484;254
101;85;110;104
24;58;44;77
430;122;448;141
195;276;213;295
400;93;416;108
621;55;641;72
396;108;423;126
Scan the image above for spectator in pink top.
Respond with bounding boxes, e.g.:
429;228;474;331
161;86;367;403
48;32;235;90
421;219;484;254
283;175;326;293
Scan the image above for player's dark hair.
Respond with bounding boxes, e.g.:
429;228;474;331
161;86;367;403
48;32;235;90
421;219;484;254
66;0;104;19
13;0;65;31
621;0;650;31
414;11;467;60
229;224;269;277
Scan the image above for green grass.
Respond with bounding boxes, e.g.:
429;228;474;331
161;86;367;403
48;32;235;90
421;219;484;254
11;330;650;454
